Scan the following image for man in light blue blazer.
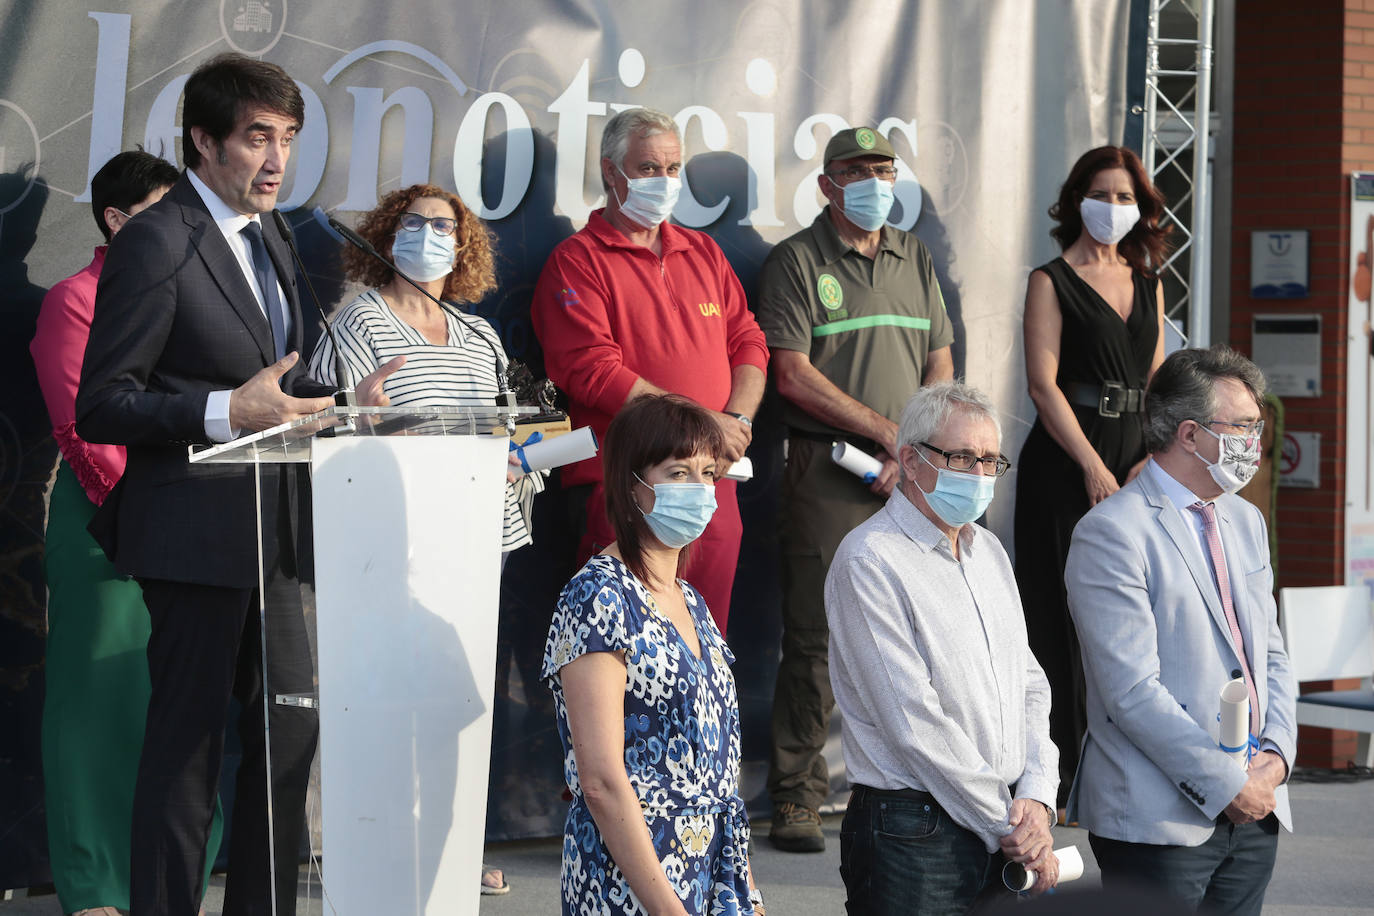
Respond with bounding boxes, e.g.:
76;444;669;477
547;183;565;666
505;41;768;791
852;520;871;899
1065;345;1297;915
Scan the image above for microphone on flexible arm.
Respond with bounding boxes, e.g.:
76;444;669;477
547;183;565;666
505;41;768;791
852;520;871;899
326;215;519;436
270;209;357;414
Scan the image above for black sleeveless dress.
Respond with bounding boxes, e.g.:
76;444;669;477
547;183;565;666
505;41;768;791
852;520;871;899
1013;257;1158;807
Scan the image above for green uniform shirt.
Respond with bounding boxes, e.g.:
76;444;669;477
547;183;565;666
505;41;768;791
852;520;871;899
756;208;954;436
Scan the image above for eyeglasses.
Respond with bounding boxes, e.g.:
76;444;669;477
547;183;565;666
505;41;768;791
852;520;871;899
398;212;457;236
826;164;898;183
1202;419;1265;439
919;442;1011;477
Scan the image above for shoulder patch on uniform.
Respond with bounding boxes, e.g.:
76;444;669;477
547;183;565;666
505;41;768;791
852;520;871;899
817;273;843;311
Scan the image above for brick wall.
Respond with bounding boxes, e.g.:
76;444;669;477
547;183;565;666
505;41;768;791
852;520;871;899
1230;3;1364;767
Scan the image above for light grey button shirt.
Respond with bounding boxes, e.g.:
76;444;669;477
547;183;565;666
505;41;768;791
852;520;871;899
825;486;1058;852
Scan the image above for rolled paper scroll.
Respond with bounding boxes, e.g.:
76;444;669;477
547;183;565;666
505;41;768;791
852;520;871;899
831;441;883;484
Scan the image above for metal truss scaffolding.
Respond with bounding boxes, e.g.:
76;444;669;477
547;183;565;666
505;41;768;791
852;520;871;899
1142;0;1216;348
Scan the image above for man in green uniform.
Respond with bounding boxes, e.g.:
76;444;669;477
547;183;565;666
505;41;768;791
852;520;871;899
757;126;955;851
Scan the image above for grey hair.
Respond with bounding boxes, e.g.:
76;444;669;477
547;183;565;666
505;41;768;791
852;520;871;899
599;107;681;192
898;381;1002;462
1144;344;1267;453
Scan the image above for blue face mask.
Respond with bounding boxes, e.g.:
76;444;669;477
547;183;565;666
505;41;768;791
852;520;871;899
391;224;456;282
634;472;717;549
839;176;895;231
915;449;997;527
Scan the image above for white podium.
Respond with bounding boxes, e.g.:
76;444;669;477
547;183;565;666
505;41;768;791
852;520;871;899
191;405;533;914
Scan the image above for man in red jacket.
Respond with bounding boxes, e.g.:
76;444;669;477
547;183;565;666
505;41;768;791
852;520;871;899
532;107;768;637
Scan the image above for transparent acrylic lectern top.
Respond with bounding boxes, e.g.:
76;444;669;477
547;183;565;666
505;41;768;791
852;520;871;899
187;404;539;465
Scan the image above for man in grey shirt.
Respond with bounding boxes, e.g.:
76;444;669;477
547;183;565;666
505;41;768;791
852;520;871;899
826;381;1059;914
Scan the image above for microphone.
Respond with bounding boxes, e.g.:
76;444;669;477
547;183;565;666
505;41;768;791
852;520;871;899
270;210;356;412
326;214;518;432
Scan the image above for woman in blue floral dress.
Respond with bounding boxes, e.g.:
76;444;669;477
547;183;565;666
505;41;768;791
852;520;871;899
543;395;762;916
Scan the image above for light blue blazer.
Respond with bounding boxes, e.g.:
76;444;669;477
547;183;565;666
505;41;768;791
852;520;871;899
1064;463;1297;846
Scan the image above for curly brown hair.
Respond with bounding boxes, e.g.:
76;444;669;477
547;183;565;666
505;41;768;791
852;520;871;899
1049;146;1172;277
340;183;497;303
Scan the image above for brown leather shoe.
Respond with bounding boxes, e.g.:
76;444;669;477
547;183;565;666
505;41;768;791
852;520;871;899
769;801;825;852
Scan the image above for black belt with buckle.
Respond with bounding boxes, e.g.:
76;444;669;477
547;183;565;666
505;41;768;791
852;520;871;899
1063;381;1144;418
852;781;1018;807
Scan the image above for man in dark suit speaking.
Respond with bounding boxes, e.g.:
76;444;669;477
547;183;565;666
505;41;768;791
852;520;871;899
77;54;398;915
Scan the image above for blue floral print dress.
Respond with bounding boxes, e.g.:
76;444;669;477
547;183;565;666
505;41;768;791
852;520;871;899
542;554;754;915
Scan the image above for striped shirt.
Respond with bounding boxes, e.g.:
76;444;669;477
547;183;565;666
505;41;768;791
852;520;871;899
308;288;541;550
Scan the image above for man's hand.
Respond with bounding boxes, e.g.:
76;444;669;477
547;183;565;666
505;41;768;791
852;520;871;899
1000;798;1054;865
357;356;406;407
877;417;901;459
1224;751;1284;824
1001;799;1058;896
712;410;752;463
1023;845;1060;896
871;457;899;497
229;352;334;432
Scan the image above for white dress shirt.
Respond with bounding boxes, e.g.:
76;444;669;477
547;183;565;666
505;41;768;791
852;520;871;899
186;169;290;442
825;486;1058;852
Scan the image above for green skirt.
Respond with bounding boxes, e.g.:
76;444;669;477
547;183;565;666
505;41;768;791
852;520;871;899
41;460;222;911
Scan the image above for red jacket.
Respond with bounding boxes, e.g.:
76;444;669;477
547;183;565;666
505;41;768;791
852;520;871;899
31;246;127;505
532;210;769;487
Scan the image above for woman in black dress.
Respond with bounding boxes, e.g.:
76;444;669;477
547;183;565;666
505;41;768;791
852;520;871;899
1014;146;1170;815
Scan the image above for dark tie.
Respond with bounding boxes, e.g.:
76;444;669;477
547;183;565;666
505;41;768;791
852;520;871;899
1188;501;1261;734
241;221;288;360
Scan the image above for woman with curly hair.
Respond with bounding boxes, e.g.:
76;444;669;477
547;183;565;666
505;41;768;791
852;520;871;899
310;184;540;562
310;184;532;894
1013;146;1170;818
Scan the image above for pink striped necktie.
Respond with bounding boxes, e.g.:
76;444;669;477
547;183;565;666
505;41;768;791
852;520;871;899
1189;500;1261;734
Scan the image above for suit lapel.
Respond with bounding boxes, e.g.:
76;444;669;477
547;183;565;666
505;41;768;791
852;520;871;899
173;178;276;364
1139;469;1242;663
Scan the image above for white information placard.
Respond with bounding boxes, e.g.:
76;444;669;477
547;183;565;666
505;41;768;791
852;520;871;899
1250;230;1309;298
1252;315;1322;398
1279;432;1321;489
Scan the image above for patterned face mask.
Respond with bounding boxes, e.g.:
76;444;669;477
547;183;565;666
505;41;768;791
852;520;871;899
1193;424;1261;495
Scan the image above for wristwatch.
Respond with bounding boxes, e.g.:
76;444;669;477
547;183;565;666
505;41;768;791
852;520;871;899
748;887;765;910
729;412;753;427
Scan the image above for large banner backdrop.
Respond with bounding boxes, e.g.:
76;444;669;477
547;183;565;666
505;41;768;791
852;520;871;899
0;0;1132;883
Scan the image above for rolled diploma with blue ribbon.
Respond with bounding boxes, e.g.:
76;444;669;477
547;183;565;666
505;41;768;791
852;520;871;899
1219;677;1251;765
831;441;883;484
510;426;598;477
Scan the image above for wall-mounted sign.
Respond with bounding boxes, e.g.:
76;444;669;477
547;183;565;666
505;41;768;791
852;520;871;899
1250;230;1309;298
1252;314;1321;397
1279;431;1321;489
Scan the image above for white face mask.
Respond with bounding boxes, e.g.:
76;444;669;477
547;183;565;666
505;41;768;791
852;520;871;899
1079;197;1140;246
614;165;681;228
1193;424;1261;495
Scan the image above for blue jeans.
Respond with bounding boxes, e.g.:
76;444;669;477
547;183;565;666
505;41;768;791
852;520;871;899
1089;815;1279;916
840;785;1003;916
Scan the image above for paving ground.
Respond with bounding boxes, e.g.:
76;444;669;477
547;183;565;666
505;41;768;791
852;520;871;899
5;772;1370;914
